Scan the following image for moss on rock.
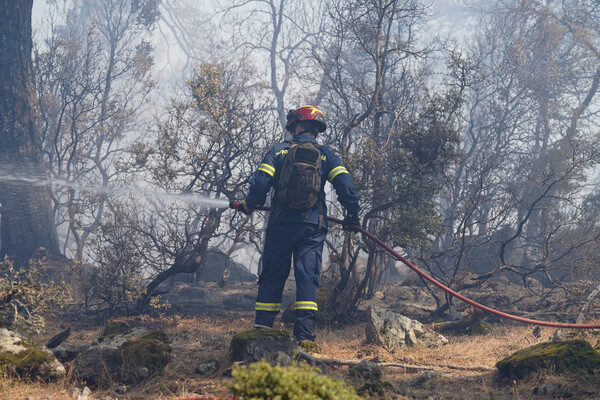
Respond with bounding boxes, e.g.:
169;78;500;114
0;347;55;378
469;320;493;336
349;360;382;381
112;329;171;377
140;329;170;343
496;339;600;379
98;321;132;342
230;329;296;365
231;328;291;347
0;334;64;381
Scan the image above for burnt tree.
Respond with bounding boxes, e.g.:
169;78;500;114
0;1;60;267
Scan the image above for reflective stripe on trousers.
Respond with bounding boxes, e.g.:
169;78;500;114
254;223;326;341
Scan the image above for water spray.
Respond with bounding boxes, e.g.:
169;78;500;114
0;170;230;209
229;202;600;329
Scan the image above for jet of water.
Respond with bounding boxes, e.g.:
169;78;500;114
0;171;230;209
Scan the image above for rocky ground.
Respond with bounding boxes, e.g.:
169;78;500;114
2;280;600;400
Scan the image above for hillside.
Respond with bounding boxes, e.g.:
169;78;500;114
2;281;600;399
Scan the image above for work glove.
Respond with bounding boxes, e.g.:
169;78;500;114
237;200;253;216
342;213;360;231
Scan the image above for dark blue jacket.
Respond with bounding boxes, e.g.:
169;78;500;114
245;133;360;229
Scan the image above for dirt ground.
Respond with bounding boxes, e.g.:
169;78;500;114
2;281;600;400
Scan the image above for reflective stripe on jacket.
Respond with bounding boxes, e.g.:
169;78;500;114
245;133;360;228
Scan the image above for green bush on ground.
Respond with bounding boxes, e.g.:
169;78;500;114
0;257;68;333
229;360;361;399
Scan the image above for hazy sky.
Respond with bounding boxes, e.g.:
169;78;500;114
31;0;484;90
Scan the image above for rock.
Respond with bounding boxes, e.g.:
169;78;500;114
0;328;66;380
98;321;132;341
72;386;91;400
172;248;257;284
195;358;220;375
0;328;27;353
496;339;600;379
52;343;89;363
73;323;171;388
532;384;560;396
274;351;292;366
468;320;493;336
69;343;90;361
229;329;297;365
115;385;128;395
45;327;71;349
366;306;448;348
551;328;582;342
349;360;381;381
410;370;448;386
50;345;68;362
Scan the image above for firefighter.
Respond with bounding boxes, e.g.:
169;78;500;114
235;105;360;342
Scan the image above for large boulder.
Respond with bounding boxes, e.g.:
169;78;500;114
0;328;65;380
51;343;90;364
349;360;382;381
73;322;171;387
172;248;257;284
496;339;600;379
230;329;296;365
366;306;448;348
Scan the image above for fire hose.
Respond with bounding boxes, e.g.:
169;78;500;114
229;201;600;329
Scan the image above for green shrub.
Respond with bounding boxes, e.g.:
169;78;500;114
229;361;361;399
0;257;68;333
299;340;323;354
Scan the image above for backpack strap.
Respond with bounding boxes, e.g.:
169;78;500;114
273;140;294;219
316;145;324;230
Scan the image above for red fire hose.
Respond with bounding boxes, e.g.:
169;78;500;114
230;201;600;329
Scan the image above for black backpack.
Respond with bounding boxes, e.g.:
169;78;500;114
276;140;323;211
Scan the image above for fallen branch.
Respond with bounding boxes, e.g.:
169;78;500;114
578;282;600;324
296;349;382;367
296;349;494;372
427;363;494;372
430;306;484;332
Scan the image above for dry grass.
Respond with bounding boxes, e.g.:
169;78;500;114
0;378;74;400
3;282;600;399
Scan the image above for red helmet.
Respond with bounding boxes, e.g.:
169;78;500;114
285;105;327;133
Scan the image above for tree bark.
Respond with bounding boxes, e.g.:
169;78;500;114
0;1;60;267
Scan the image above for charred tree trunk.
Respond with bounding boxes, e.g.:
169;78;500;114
0;1;60;267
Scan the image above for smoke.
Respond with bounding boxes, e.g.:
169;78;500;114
0;169;229;209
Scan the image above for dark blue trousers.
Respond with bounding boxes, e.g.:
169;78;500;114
254;223;326;341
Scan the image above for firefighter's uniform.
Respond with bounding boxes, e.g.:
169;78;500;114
244;133;360;341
